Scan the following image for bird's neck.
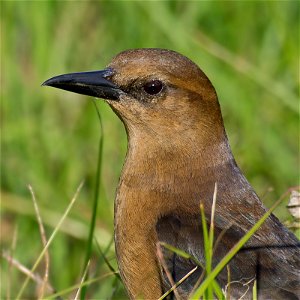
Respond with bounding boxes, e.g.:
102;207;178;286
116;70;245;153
116;127;239;219
124;126;235;181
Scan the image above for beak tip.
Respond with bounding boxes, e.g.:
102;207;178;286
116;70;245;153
42;77;57;87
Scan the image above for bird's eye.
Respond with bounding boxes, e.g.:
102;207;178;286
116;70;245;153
143;80;163;95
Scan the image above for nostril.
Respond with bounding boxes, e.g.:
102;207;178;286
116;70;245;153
143;80;163;95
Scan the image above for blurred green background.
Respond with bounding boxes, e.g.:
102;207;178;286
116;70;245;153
1;1;299;299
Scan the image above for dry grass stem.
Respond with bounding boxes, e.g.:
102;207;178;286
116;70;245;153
188;268;206;298
212;224;233;256
74;260;90;300
16;181;84;300
156;243;182;300
28;184;50;299
226;265;231;300
2;191;112;246
2;251;55;294
157;265;198;300
210;183;218;228
223;276;256;300
45;272;119;299
6;224;18;300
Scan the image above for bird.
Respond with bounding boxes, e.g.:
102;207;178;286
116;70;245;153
43;48;300;300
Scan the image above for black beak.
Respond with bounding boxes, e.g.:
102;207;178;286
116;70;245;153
42;68;121;100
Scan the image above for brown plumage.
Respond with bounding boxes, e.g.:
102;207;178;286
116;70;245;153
43;49;300;299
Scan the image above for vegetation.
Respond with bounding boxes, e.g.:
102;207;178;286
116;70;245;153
1;1;299;299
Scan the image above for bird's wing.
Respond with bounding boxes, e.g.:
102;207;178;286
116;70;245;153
156;212;300;299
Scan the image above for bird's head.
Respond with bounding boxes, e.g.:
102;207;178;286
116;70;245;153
43;49;225;147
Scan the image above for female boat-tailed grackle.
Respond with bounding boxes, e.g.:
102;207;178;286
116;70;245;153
43;49;299;299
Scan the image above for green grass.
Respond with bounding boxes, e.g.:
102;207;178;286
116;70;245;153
1;1;299;299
